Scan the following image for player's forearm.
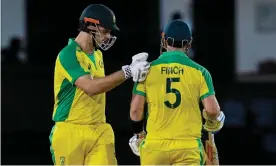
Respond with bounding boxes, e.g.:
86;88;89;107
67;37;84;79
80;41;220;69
130;95;145;121
86;70;126;96
130;108;144;121
205;107;221;119
130;105;144;121
202;95;221;119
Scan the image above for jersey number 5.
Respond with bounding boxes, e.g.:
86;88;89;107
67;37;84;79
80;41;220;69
164;77;181;109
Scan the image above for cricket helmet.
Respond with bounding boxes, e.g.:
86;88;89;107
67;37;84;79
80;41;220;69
79;4;119;50
161;19;192;53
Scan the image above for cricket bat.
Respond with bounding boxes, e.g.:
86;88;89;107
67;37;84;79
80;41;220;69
205;132;219;165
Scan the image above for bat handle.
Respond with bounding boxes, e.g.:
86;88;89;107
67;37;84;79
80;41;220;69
208;132;214;143
208;132;219;165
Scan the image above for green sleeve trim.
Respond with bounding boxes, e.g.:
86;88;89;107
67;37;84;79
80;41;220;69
200;92;215;101
132;83;138;94
59;47;89;84
200;68;215;100
132;83;146;96
133;90;146;97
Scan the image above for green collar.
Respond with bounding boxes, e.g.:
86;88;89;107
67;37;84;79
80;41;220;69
159;51;189;59
68;38;79;46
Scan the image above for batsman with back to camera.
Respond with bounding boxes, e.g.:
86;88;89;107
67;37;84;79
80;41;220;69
49;4;150;165
128;20;225;165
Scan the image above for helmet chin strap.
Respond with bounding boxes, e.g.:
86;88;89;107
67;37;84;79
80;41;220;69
90;23;102;51
90;33;98;51
160;36;192;54
185;47;190;53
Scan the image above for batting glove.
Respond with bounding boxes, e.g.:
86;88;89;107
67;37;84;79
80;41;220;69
203;109;225;133
129;131;146;156
131;52;148;64
122;52;150;82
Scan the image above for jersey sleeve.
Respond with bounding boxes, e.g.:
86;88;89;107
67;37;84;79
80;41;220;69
132;82;146;97
200;68;215;100
58;48;90;84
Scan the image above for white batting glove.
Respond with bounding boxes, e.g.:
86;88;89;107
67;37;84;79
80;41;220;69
122;52;150;82
129;131;146;156
132;52;149;64
132;61;150;82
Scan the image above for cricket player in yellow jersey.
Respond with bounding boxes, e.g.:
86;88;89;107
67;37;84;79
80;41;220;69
49;4;150;165
128;20;225;165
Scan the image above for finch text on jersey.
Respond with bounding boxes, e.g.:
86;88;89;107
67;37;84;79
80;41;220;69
161;66;184;75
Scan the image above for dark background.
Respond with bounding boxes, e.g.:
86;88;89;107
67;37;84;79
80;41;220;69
2;0;276;165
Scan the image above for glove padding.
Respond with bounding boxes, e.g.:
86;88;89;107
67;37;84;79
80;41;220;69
130;52;150;82
129;131;146;156
203;109;225;133
132;52;149;64
130;61;150;82
122;52;150;82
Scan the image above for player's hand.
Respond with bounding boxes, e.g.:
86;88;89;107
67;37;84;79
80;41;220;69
122;52;150;82
122;62;150;82
129;131;146;156
203;109;225;133
130;52;150;82
130;61;150;82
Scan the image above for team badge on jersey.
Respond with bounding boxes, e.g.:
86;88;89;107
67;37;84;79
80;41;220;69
99;60;104;68
60;156;65;165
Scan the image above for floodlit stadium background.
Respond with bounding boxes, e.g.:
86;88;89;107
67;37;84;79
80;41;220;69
2;0;276;164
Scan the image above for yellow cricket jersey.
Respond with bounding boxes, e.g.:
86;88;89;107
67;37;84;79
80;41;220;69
133;51;215;140
52;38;106;125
